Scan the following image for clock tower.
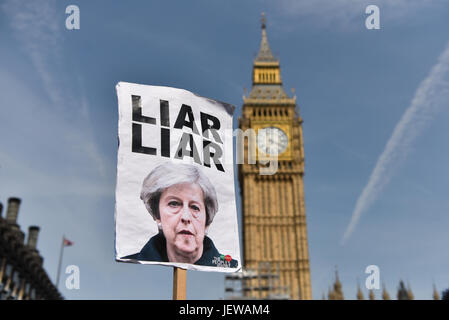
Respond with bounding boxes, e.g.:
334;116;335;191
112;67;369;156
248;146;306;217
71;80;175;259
238;14;312;300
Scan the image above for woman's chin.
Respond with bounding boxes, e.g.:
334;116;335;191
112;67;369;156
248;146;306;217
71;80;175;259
175;244;197;255
173;239;201;256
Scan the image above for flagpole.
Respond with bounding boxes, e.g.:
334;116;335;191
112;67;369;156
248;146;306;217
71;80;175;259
56;235;65;289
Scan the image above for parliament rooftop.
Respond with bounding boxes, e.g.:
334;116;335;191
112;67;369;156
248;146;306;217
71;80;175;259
0;197;62;300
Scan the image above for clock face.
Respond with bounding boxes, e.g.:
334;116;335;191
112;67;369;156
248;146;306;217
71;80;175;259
257;126;289;155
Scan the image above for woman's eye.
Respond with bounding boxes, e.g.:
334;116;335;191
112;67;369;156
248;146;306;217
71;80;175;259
168;201;180;207
191;205;200;211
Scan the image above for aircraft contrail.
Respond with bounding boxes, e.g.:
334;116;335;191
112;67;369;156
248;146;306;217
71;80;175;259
342;41;449;244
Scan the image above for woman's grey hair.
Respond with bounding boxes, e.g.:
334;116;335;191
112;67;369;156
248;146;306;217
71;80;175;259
140;162;218;226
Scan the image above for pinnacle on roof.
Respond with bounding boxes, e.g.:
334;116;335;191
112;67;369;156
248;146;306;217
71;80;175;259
255;12;277;63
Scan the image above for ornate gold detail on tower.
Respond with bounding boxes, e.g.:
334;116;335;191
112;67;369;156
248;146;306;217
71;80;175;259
239;14;312;300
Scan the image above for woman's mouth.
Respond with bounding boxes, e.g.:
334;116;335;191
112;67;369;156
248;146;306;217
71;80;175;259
178;230;194;236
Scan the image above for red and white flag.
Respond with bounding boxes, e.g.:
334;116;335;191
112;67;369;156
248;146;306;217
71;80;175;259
63;237;74;246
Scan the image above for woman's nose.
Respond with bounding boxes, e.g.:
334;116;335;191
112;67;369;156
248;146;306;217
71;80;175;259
180;204;192;223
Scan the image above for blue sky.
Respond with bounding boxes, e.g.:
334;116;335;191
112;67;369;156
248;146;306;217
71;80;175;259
1;0;449;299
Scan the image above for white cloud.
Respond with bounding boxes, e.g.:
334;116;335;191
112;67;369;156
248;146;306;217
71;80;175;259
342;40;449;244
2;0;63;106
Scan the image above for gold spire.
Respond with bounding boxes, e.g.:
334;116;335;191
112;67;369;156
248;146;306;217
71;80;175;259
433;283;440;300
397;280;409;300
382;283;391;300
244;13;294;103
356;282;364;300
328;286;336;300
369;289;375;300
255;12;276;63
407;282;414;300
332;268;344;300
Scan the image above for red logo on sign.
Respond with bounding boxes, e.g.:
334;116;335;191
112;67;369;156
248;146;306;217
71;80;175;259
225;255;232;262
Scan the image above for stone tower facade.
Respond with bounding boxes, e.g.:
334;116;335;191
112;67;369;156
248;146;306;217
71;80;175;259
238;14;312;300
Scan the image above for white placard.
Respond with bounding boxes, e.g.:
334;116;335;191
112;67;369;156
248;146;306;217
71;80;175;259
115;82;241;273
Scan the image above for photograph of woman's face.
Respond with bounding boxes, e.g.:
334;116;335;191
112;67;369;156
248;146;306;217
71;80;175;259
156;183;207;263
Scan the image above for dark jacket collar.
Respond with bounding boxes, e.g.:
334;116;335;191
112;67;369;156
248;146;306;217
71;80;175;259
123;232;237;268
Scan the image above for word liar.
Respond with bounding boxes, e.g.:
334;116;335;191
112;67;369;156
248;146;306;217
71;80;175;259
131;95;225;172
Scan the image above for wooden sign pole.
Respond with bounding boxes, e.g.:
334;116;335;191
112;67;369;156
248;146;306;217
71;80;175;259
173;267;187;300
